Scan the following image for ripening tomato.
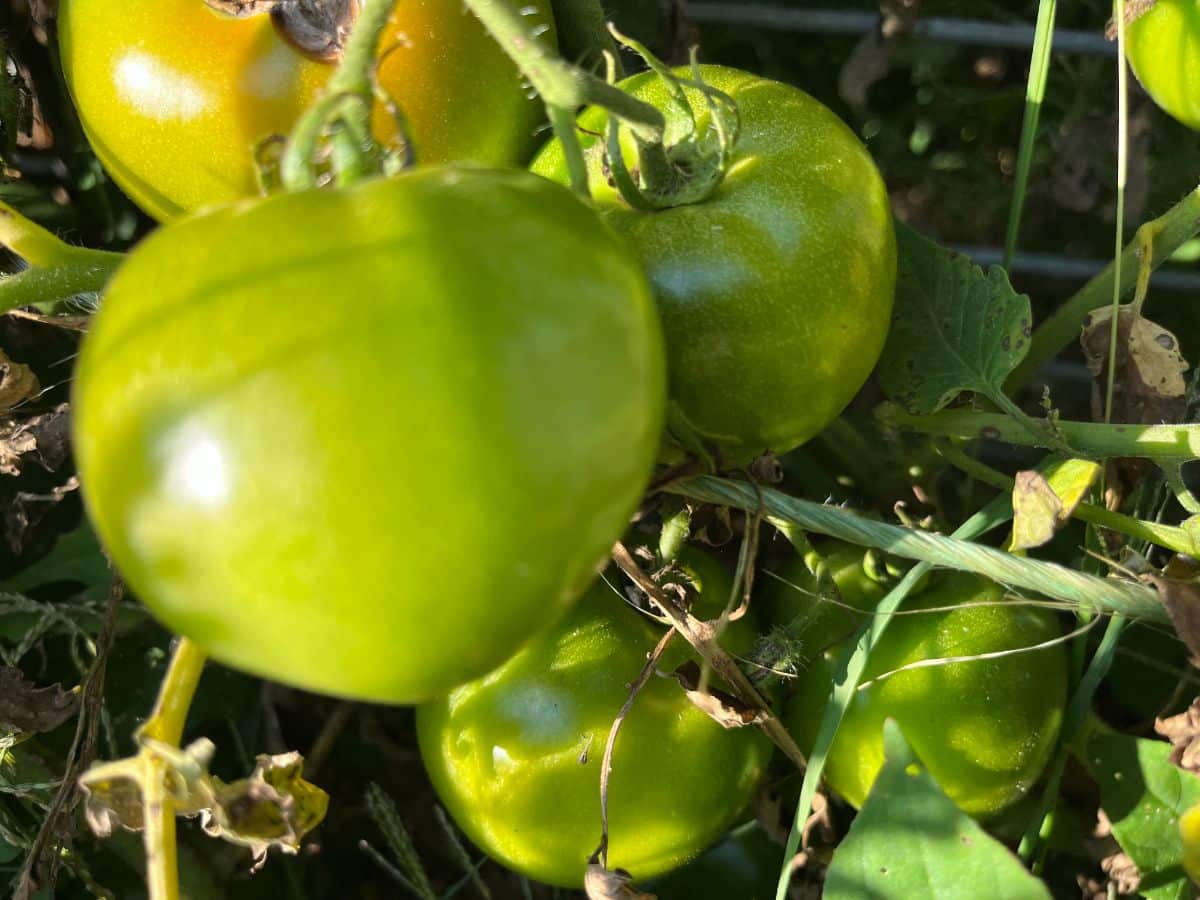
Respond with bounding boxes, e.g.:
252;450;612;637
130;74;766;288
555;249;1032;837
774;547;1067;817
1126;0;1200;131
532;65;896;465
417;570;771;887
72;167;666;704
58;0;554;219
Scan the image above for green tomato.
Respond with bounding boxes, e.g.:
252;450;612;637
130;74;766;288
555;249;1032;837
417;574;771;887
532;65;896;464
59;0;554;219
779;554;1066;817
72;167;666;704
1126;0;1200;131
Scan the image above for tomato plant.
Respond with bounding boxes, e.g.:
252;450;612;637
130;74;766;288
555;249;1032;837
775;548;1067;817
71;166;666;704
416;560;771;887
532;65;896;465
1126;0;1200;131
58;0;554;219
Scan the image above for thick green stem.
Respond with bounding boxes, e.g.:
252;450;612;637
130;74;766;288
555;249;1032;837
668;476;1167;625
462;0;664;143
936;441;1199;556
549;0;622;75
0;201;123;310
1006;184;1200;392
137;639;207;900
0;201;118;270
280;0;397;191
880;405;1200;464
0;263;116;313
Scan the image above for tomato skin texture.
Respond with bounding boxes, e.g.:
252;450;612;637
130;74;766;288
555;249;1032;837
532;65;897;464
1126;0;1200;131
58;0;554;219
779;557;1066;817
72;167;666;704
417;577;771;888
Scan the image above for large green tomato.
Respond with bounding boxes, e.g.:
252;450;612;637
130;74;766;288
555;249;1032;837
72;167;666;704
58;0;554;219
1126;0;1200;131
532;65;896;465
417;569;771;887
776;549;1066;817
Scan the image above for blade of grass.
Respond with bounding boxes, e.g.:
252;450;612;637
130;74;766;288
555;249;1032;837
1003;0;1057;270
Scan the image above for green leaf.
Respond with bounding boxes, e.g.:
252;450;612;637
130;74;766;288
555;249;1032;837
879;225;1033;415
1;523;109;594
0;836;19;864
824;721;1051;900
1082;733;1200;900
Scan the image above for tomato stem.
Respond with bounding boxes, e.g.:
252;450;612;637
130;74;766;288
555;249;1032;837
548;0;622;77
136;639;207;900
279;0;398;191
0;201;123;312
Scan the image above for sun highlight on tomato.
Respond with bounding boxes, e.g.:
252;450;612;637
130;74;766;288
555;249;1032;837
72;166;665;704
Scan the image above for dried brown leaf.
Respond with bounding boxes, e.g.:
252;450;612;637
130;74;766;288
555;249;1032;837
0;666;78;733
584;865;657;900
1144;559;1200;666
670;661;769;729
0;350;39;414
0;402;70;477
1155;697;1200;773
1010;470;1064;552
81;741;328;866
1100;850;1141;895
1081;306;1189;426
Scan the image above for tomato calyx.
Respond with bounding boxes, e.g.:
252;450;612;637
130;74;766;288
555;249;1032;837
603;36;741;212
204;0;358;63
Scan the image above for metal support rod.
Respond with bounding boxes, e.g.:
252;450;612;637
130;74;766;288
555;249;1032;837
687;5;1116;56
956;246;1200;293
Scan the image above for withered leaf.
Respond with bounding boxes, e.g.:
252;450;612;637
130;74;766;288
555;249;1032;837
670;661;768;729
1100;850;1141;896
0;350;39;414
0;666;78;733
204;0;281;16
0;403;71;477
202;751;330;865
584;865;657;900
1144;559;1200;665
1010;470;1064;552
1081;306;1189;426
1010;461;1100;552
1155;698;1200;774
81;741;328;866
